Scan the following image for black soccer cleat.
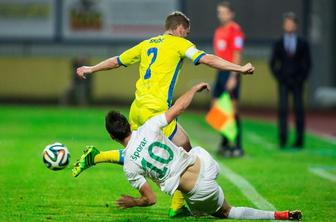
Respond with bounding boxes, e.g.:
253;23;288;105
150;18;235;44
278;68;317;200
288;210;302;221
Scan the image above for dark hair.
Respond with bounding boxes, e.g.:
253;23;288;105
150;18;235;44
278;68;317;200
105;111;131;141
165;11;190;30
283;11;298;24
217;1;234;12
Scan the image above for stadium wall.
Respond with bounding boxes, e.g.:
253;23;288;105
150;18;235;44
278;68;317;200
0;56;281;108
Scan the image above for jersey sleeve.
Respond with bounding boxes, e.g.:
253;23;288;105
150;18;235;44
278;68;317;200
178;39;206;65
117;41;145;67
125;169;147;190
232;28;244;51
143;113;168;132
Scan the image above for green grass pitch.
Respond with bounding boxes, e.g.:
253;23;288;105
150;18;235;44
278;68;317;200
0;106;335;221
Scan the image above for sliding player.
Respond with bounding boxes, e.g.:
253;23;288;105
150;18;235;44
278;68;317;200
104;82;302;220
73;11;254;217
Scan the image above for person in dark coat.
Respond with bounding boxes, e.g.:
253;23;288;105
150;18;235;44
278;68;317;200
270;12;312;148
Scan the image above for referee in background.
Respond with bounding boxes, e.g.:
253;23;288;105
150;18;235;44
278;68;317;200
212;1;245;157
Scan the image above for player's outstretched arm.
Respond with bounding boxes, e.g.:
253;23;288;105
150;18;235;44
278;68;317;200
199;54;255;74
76;56;120;79
116;182;156;209
165;82;210;124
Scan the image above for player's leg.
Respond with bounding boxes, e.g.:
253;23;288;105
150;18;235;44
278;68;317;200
213;199;275;219
183;147;224;216
211;199;231;218
168;192;190;218
88;100;143;167
213;199;302;220
278;83;289;148
292;84;304;148
164;122;192;217
83;99;145;167
228;75;244;157
72;102;182;178
71;101;143;177
94;149;124;164
72;146;124;177
185;147;302;220
213;71;232;156
230;100;243;157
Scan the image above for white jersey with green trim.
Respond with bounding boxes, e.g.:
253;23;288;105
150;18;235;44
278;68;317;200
123;114;196;196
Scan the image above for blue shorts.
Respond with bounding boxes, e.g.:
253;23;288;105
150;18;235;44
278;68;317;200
212;71;240;100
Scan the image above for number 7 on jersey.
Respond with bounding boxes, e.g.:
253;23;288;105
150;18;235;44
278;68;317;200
144;47;158;80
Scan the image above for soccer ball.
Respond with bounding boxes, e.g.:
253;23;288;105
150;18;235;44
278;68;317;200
43;142;70;170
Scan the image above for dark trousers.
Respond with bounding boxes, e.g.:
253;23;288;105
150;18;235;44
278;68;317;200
213;71;242;149
278;82;305;146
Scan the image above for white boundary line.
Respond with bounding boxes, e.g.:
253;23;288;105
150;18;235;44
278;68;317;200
244;117;336;145
219;163;276;210
309;167;336;182
246;132;335;156
247;132;275;150
307;129;336;145
190;137;276;210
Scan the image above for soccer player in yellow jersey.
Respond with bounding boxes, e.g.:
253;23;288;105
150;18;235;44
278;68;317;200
73;11;254;217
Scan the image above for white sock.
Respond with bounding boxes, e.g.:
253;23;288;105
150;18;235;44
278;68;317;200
228;207;275;220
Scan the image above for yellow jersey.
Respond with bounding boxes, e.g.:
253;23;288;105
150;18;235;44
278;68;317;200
117;34;206;110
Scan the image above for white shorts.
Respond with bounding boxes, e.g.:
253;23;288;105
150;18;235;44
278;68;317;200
183;147;225;216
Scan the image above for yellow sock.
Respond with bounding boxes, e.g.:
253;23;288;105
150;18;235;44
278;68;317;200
94;149;124;165
170;190;185;211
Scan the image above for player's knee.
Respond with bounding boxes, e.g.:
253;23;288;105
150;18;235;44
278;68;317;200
222;206;232;218
213;201;232;218
213;208;230;218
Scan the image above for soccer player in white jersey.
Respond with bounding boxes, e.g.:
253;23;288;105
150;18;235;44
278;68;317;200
104;82;302;220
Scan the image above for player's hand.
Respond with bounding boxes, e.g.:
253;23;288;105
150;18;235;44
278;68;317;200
116;195;136;209
240;63;255;74
226;76;237;91
76;66;93;79
193;82;211;93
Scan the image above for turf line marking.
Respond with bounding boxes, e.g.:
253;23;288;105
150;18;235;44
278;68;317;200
218;163;276;210
190;137;276;211
248;132;336;157
247;132;275;150
309;167;336;182
308;130;336;145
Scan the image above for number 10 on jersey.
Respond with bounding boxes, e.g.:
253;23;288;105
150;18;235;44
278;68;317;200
141;141;174;179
